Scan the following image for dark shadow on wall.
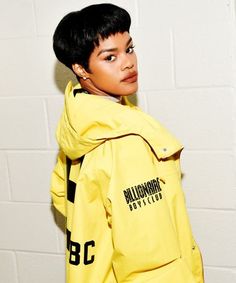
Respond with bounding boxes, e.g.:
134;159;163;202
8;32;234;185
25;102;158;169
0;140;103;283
53;61;78;94
51;203;66;234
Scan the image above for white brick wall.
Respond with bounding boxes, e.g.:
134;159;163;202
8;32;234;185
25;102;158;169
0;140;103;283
0;0;235;282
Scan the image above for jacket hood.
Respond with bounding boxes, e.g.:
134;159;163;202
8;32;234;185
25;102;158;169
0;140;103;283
56;81;183;160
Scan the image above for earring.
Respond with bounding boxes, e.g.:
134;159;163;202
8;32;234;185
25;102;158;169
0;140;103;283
82;76;87;80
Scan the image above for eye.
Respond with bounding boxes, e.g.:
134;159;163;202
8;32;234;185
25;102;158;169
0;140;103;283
126;45;135;54
105;55;116;62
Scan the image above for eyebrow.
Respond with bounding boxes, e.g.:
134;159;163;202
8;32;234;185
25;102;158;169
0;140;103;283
97;37;133;57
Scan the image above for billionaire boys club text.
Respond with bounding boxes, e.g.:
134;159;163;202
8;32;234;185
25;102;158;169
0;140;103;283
123;177;163;211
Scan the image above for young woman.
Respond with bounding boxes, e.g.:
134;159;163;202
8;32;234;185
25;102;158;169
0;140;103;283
51;3;204;283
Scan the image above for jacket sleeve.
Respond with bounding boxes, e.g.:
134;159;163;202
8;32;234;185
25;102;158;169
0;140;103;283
107;134;196;282
50;151;67;217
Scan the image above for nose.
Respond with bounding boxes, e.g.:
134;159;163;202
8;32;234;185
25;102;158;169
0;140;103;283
121;53;134;71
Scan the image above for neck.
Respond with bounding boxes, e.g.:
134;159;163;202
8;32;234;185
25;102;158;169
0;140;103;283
79;78;121;102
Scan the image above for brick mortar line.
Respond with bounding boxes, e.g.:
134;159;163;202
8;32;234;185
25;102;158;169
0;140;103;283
42;98;52;147
5;153;13;201
139;85;235;93
0;201;51;205
1;149;58;153
0;95;63;99
183;149;233;153
188;207;236;212
0;149;232;153
0;248;65;256
0;148;58;151
13;250;20;283
204;264;236;270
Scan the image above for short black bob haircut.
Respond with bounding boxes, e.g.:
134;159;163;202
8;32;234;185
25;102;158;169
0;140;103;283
53;3;131;71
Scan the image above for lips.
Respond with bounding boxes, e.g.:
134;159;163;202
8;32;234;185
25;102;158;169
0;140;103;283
121;72;138;83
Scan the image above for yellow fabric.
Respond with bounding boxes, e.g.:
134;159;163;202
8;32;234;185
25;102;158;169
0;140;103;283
50;81;204;283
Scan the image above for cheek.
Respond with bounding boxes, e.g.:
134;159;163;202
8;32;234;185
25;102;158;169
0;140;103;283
92;63;113;77
94;65;119;82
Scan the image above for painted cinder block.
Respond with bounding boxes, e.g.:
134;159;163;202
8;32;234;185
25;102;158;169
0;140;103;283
0;98;48;149
0;151;10;201
189;209;236;267
0;37;72;97
204;266;236;283
0;0;35;39
181;151;236;209
0;251;18;283
0;37;62;97
132;27;174;91
138;0;232;27
7;151;58;203
0;203;58;253
46;96;65;149
16;252;65;283
173;22;232;87
145;88;234;150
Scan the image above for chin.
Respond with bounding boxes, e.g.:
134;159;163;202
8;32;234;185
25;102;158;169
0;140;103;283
121;84;138;96
125;91;137;96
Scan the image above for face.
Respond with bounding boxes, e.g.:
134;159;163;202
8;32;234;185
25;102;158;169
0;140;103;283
74;32;138;97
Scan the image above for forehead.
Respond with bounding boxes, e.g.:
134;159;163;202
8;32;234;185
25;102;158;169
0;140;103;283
94;32;131;52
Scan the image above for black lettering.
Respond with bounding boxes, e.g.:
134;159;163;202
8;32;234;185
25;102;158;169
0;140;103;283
147;181;153;194
136;185;143;198
150;180;155;194
67;229;95;266
84;241;95;265
131;187;139;201
66;157;76;203
128;189;135;202
67;180;76;203
123;190;131;204
69;241;81;265
123;177;164;211
142;182;149;197
66;229;71;250
152;179;159;193
156;178;162;192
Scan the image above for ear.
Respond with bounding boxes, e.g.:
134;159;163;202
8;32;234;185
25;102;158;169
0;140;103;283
72;63;90;80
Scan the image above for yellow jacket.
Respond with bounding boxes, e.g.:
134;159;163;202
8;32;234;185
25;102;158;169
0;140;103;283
51;82;204;283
